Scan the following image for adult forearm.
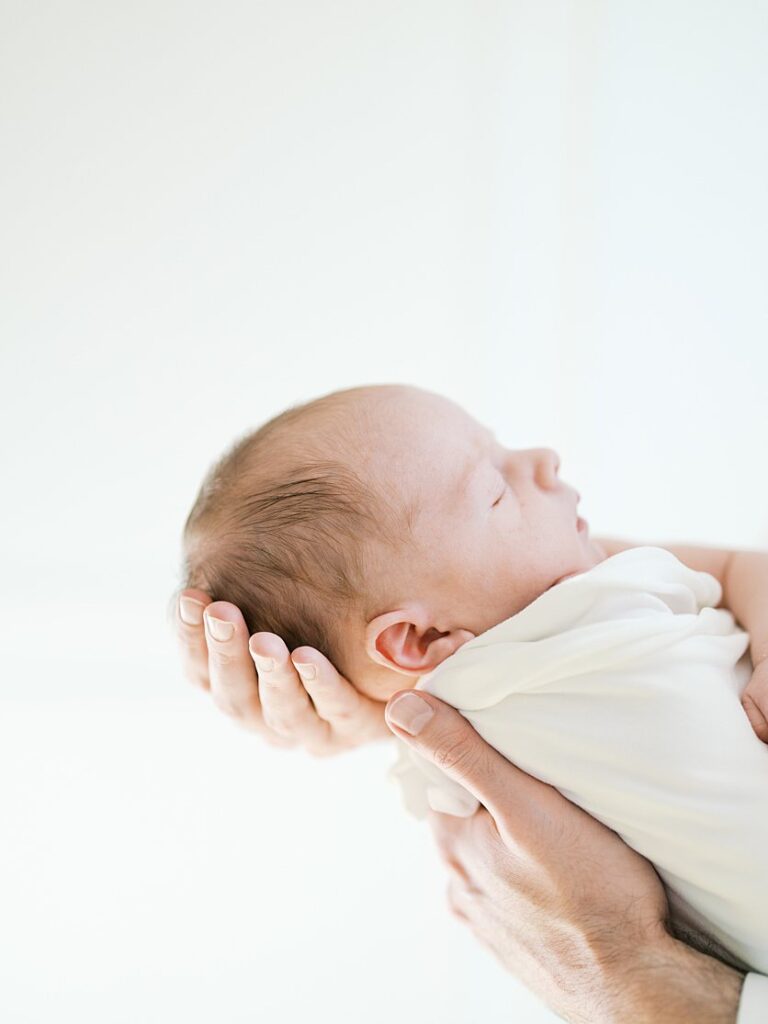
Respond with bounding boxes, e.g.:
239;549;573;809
724;550;768;664
608;938;745;1024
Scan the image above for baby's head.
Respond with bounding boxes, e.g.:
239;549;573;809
180;384;601;702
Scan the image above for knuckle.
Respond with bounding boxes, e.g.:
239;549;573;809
431;826;462;867
208;647;237;668
183;667;210;692
432;729;484;777
474;808;503;847
211;692;239;718
262;710;298;736
262;731;295;749
306;742;334;759
325;705;356;725
262;714;286;735
434;838;454;867
258;673;286;695
445;857;471;887
447;897;463;920
445;880;468;920
233;695;262;724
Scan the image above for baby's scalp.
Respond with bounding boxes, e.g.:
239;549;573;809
179;384;416;680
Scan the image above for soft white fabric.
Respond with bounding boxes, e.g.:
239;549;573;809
389;546;768;974
738;973;768;1023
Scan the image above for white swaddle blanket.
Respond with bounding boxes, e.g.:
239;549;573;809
389;546;768;973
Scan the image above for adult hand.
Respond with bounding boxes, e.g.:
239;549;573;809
384;690;746;1024
172;589;391;755
741;658;768;744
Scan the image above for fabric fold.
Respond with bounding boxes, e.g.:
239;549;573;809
388;546;768;973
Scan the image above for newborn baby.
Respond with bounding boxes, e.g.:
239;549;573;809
181;382;766;717
181;382;768;970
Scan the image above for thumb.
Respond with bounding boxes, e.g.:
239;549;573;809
742;691;768;744
385;690;535;820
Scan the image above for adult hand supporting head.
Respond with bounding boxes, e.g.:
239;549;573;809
384;690;746;1024
171;589;391;755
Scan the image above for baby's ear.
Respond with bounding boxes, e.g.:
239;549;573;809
365;606;475;676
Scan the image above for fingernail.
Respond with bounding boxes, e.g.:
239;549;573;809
179;596;205;626
293;661;317;681
386;693;434;736
251;651;275;673
205;615;234;641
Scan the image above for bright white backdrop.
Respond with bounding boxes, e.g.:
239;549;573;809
1;2;766;1022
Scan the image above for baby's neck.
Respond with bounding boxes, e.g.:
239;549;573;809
350;546;611;704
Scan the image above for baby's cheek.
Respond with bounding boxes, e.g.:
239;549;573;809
358;674;418;703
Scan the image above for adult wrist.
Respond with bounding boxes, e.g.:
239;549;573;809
608;936;745;1024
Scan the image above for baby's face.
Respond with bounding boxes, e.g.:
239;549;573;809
349;386;604;698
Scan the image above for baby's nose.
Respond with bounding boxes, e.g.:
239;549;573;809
533;448;561;489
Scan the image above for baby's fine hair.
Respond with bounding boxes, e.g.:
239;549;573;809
179;385;408;677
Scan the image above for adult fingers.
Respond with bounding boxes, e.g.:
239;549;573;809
204;601;270;729
289;646;362;724
427;811;476;889
249;636;332;750
174;588;213;690
742;691;768;744
742;662;768;744
290;646;390;742
174;594;328;750
446;874;473;923
384;690;546;828
427;805;507;889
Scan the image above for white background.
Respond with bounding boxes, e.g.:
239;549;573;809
1;1;767;1021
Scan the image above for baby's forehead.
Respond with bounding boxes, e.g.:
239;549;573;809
357;386;482;437
312;388;489;504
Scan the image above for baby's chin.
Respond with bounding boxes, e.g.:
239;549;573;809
588;537;609;565
557;539;608;583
